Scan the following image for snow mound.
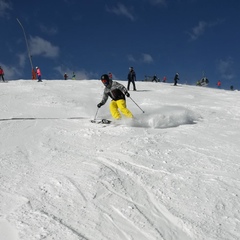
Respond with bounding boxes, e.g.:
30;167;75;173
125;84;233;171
127;106;199;128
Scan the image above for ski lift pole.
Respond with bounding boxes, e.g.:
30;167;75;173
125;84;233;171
129;96;145;113
16;18;36;80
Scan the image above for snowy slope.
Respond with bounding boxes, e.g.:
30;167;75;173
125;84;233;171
0;80;240;240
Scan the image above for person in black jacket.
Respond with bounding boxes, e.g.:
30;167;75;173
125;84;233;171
174;73;179;86
127;67;136;91
97;74;133;120
152;75;158;82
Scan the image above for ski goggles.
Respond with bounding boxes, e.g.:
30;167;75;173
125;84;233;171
101;79;108;86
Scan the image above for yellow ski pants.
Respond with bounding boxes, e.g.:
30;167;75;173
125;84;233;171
109;99;133;119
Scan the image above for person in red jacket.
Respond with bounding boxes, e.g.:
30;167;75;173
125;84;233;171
0;66;5;82
36;66;42;82
64;73;68;80
108;72;112;80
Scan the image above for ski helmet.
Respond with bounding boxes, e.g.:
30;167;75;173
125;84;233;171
36;66;38;69
101;74;110;86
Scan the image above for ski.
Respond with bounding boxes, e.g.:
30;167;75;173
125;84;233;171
91;119;112;124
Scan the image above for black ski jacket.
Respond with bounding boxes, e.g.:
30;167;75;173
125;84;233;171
100;80;128;105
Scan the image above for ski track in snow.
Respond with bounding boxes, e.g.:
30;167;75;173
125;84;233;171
0;80;240;240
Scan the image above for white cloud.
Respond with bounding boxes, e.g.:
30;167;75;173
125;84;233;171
127;53;153;64
40;24;58;35
142;53;153;63
216;58;235;80
54;66;98;80
0;0;12;18
0;63;21;79
188;19;223;41
127;54;136;62
106;3;135;21
29;36;59;58
188;21;207;40
17;53;27;68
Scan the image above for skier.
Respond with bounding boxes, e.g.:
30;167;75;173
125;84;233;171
0;66;5;82
97;74;133;120
64;73;68;80
72;72;76;80
152;75;158;82
162;76;167;82
174;73;179;86
36;66;42;82
217;80;221;88
108;72;112;80
127;67;136;91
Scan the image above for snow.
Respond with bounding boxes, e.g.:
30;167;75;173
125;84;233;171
0;79;240;240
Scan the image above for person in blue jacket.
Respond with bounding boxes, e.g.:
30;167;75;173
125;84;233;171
127;67;136;91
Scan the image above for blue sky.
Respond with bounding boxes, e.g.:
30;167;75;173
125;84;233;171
0;0;239;89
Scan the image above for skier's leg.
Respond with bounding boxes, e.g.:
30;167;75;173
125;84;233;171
132;80;136;90
127;81;130;91
109;101;121;119
117;99;133;118
37;75;42;82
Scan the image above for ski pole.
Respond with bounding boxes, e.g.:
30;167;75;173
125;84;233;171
130;96;145;113
93;108;99;121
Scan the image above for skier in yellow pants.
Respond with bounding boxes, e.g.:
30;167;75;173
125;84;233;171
97;74;133;120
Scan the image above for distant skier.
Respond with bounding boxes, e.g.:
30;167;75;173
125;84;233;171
127;67;137;91
174;73;179;86
64;73;68;80
72;72;76;80
0;66;5;82
108;72;112;80
217;80;221;88
36;66;42;82
162;76;167;82
97;74;133;120
152;75;158;82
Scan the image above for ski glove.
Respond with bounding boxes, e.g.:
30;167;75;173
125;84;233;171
97;103;103;108
125;92;130;97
